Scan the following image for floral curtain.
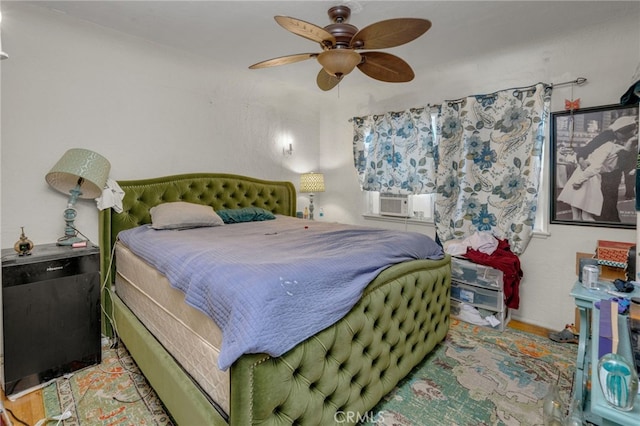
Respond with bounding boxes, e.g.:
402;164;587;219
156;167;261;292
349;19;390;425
434;83;552;255
352;107;437;194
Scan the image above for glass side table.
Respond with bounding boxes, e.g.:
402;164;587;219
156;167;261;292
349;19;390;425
571;281;640;425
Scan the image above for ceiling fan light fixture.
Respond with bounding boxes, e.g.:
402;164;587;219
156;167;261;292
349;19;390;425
317;49;361;77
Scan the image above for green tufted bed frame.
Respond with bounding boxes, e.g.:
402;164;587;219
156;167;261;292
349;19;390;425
98;173;451;425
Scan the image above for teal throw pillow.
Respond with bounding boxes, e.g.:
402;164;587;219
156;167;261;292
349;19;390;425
216;207;276;224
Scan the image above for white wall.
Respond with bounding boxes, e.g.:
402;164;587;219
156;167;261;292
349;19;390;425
2;2;640;331
1;3;326;247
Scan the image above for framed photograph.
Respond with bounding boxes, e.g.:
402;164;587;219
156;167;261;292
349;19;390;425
550;103;639;228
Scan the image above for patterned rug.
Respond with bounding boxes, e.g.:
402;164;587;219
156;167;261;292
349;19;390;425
43;341;174;426
43;320;576;425
363;319;577;426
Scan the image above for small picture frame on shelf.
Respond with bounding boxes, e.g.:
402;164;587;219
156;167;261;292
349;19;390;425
550;103;639;229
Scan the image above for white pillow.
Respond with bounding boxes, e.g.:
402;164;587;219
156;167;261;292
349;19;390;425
150;202;224;230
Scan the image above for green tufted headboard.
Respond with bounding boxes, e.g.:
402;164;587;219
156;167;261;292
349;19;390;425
98;172;296;335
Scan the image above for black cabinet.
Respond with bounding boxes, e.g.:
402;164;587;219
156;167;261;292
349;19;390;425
1;243;101;397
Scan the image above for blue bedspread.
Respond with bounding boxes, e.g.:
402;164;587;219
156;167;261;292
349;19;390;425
118;215;444;370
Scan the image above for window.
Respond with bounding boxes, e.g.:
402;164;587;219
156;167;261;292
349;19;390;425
356;102;549;237
364;192;435;222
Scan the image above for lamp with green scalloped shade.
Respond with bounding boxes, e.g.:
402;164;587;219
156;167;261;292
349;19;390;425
46;148;110;246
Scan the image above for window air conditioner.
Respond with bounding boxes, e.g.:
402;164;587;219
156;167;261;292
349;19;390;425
379;193;410;217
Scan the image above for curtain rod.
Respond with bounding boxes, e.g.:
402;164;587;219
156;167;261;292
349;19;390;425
443;79;587;105
349;78;589;121
551;77;587;88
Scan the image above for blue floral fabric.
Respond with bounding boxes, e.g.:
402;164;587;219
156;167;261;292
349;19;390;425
352;107;437;194
434;83;552;254
351;84;551;255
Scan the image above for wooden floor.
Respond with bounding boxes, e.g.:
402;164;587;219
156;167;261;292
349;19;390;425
508;318;554;338
0;319;556;425
1;388;45;426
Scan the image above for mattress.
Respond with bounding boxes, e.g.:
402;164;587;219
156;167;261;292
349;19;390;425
114;242;231;415
117;216;444;370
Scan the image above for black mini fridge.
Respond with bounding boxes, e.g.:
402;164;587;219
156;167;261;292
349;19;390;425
1;243;101;397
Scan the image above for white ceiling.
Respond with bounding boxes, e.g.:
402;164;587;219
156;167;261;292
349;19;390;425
22;1;640;93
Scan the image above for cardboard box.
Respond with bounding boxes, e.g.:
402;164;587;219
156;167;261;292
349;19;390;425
596;240;635;267
600;265;628;281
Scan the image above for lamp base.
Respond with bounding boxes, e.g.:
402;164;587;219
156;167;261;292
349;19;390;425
57;236;87;246
57;185;84;246
309;194;315;220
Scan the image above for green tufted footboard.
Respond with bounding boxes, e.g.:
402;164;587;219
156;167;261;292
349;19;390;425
99;173;450;425
230;257;450;424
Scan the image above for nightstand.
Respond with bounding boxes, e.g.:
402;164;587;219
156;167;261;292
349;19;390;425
1;243;101;398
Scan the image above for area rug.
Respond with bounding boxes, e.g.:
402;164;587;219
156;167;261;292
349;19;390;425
43;320;576;425
363;319;577;426
42;341;174;426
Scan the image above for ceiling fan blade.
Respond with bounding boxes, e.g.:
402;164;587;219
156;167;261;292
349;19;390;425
275;16;336;47
350;18;431;49
358;52;415;82
317;69;341;91
249;53;318;69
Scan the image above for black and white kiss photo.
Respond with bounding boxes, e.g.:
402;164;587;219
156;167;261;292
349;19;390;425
551;104;639;228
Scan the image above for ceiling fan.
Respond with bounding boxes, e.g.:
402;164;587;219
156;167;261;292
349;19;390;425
249;5;431;91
